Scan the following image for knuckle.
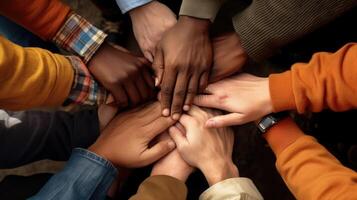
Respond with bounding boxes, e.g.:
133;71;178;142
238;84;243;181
161;87;173;96
175;90;186;98
187;88;196;95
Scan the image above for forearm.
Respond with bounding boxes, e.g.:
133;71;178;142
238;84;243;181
0;109;100;168
116;0;153;14
0;0;70;40
265;119;357;199
233;0;357;61
130;175;187;200
269;43;357;113
30;148;117;200
0;36;73;110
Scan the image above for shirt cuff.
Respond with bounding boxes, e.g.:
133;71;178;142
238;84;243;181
116;0;153;14
199;177;263;200
52;13;107;63
64;56;107;106
269;71;296;112
179;0;223;22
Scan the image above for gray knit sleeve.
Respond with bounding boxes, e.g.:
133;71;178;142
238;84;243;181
232;0;357;61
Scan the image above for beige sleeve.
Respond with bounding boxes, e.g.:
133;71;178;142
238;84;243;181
199;177;263;200
179;0;225;22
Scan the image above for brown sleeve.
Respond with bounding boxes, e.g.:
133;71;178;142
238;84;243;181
0;0;70;40
269;43;357;113
129;175;187;200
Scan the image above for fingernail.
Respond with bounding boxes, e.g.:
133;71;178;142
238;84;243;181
172;113;180;120
206;119;216;128
155;78;159;87
162;109;170;116
183;105;190;111
168;141;176;148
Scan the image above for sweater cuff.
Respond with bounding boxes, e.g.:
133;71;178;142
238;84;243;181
269;71;296;112
179;0;223;22
199;177;263;200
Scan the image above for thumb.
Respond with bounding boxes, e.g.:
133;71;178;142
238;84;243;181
142;139;176;166
169;126;187;149
152;48;164;87
205;113;245;128
193;94;222;110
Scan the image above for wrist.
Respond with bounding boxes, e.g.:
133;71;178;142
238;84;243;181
178;16;210;32
129;1;154;17
200;159;239;186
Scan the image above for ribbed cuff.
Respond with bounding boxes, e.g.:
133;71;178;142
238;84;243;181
269;71;296;112
179;0;223;22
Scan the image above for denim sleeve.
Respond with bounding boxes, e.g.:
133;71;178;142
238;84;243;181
29;148;118;200
115;0;152;13
0;109;100;168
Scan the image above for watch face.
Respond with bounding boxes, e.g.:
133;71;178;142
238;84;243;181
260;117;273;130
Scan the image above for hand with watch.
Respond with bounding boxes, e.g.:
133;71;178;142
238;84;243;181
256;112;290;134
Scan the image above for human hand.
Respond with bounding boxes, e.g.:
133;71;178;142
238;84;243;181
89;102;176;168
151;132;194;182
88;42;155;108
210;32;248;82
153;16;213;120
169;106;238;186
194;74;272;128
129;1;176;62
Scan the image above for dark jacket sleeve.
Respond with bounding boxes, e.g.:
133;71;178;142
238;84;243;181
232;0;357;61
0;109;100;168
130;175;187;200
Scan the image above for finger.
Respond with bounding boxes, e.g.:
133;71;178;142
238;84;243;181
171;73;189;120
160;70;178;116
141;139;176;166
143;50;154;63
135;74;150;101
178;114;195;130
152;49;164;87
205;113;245;128
183;75;199;111
141;69;155;89
174;122;186;135
111;85;129;108
124;81;142;106
198;72;209;93
146;115;176;139
193;94;222;110
169;126;188;148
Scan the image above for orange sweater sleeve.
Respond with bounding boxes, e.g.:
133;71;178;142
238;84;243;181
0;0;70;40
0;36;74;110
269;43;357;113
264;118;357;200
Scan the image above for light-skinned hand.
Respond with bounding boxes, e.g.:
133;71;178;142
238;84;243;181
151;132;194;182
88;42;155;108
129;1;176;62
153;16;213;120
89;102;176;168
169;106;238;186
194;74;273;128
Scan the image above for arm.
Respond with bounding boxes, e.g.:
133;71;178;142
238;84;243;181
269;43;357;113
0;36;106;110
264;118;357;199
0;109;99;168
232;0;357;60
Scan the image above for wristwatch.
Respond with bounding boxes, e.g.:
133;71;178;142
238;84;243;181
257;112;289;134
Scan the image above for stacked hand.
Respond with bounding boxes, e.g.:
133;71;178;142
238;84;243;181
194;74;273;128
88;42;155;108
89;102;176;168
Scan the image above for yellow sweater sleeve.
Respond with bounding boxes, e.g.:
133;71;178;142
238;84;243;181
0;36;74;110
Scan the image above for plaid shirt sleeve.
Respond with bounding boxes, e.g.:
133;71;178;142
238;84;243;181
64;56;107;106
52;13;107;63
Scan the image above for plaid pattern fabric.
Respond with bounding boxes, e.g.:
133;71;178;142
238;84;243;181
53;13;107;63
64;56;107;106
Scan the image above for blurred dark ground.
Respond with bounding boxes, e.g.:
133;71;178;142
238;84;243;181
0;0;356;199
